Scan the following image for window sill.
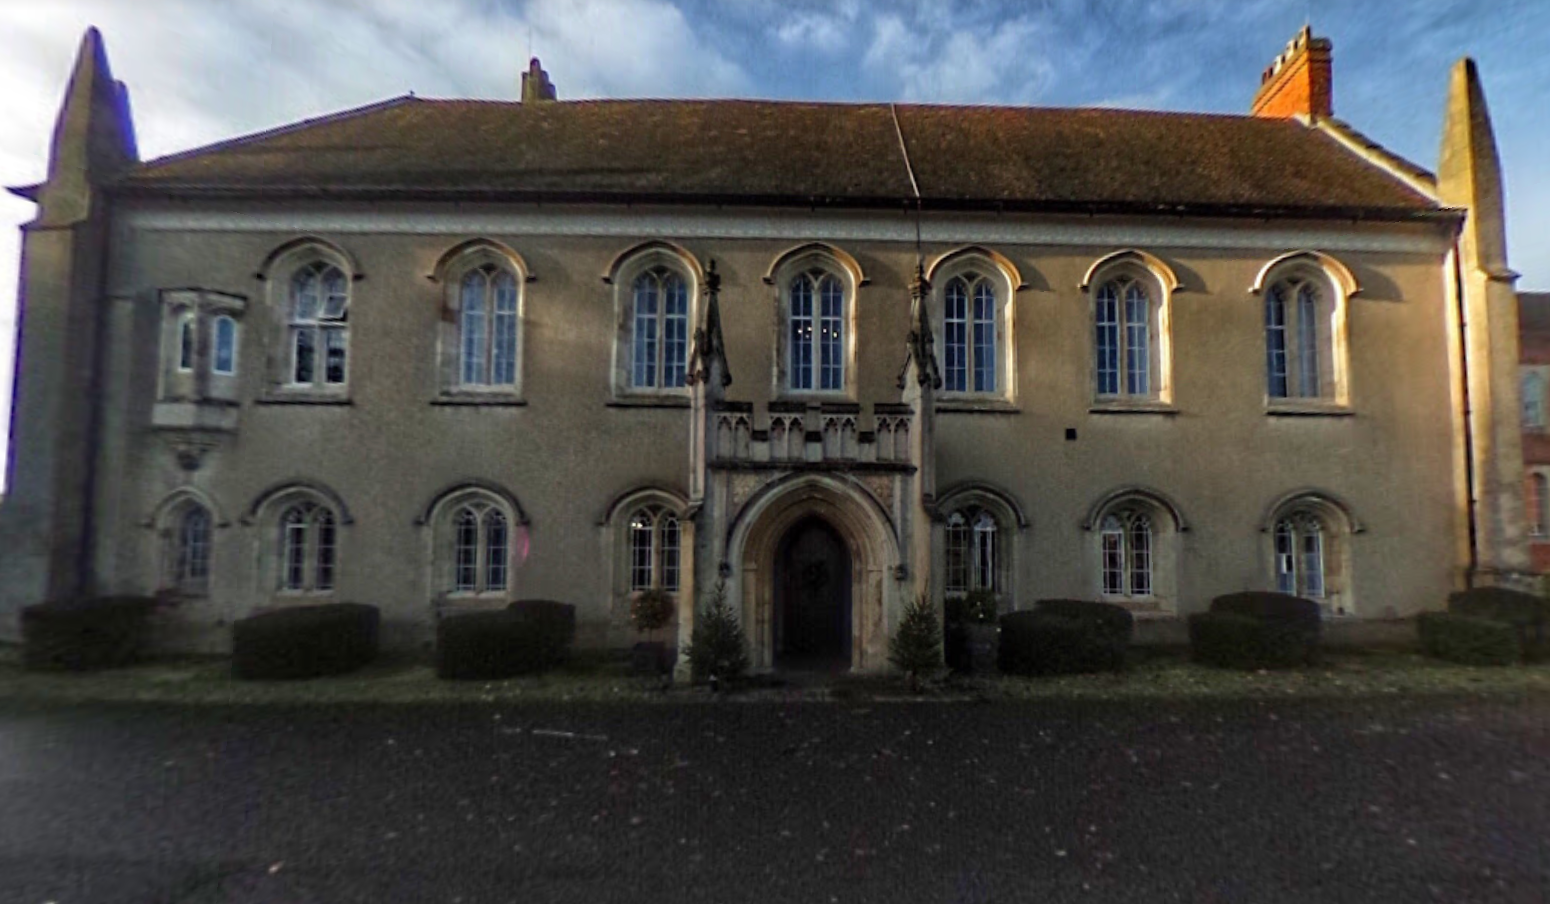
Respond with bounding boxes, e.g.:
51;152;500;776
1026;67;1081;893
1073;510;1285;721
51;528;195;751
1265;402;1353;417
256;393;351;406
938;399;1020;415
773;393;855;408
1089;401;1177;416
432;396;528;407
606;396;691;409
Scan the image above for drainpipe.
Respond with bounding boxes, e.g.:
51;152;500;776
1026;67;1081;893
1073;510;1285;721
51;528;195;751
1452;243;1479;588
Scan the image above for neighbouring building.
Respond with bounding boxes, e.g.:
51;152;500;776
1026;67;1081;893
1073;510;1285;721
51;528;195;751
1518;292;1550;575
0;26;1533;669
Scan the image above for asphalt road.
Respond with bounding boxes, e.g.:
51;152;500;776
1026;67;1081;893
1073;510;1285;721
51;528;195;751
0;695;1546;904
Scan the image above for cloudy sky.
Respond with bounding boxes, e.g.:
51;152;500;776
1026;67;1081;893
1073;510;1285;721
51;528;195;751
2;0;1548;468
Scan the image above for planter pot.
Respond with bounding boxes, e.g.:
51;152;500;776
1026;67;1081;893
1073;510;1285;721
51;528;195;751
964;623;1000;674
631;641;674;675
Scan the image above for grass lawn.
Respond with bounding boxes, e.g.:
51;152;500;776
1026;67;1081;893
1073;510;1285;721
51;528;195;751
2;643;1550;706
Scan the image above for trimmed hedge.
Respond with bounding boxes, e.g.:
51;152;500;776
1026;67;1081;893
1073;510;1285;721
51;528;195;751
1446;587;1549;662
232;603;380;680
1188;611;1314;669
1418;611;1520;666
435;601;576;680
1211;592;1323;638
998;600;1132;676
21;596;157;671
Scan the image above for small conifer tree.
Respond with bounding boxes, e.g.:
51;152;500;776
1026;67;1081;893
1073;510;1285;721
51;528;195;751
890;594;943;689
685;578;749;685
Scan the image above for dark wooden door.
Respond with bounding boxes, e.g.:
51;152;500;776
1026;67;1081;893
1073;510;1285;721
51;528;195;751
776;517;852;667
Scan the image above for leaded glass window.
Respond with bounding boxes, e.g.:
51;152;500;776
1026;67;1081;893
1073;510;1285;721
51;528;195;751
1096;276;1151;397
279;501;337;593
628;507;681;593
944;274;997;394
213;316;237;376
790;270;845;392
1267;277;1328;400
631;268;689;390
449;502;510;594
172;504;211;594
945;509;999;595
1273;514;1327;600
288;262;348;386
460;266;519;386
1100;509;1153;598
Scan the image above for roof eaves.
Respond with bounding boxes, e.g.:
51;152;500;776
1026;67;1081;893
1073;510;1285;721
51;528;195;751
123;94;420;179
6;183;41;202
1311;116;1439;202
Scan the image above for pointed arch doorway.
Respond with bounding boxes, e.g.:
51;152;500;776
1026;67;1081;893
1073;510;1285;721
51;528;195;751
774;516;852;669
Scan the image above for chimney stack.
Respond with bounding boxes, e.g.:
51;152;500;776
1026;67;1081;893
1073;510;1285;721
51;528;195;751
521;57;556;103
1251;26;1332;120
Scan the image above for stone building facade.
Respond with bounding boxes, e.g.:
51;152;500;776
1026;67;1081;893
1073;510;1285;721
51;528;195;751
0;27;1532;669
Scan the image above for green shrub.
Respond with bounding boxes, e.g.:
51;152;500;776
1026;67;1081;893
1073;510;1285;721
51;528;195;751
684;579;748;684
945;589;999;625
1211;592;1322;638
629;588;675;635
232;603;380;680
1188;611;1314;669
436;601;575;680
1418;611;1520;666
999;601;1131;676
1447;587;1550;661
890;595;943;679
22;596;158;671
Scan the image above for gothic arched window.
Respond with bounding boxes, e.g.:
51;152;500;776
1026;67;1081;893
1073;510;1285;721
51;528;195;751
631;267;690;390
1095;275;1154;398
459;265;520;386
628;507;681;593
1100;510;1153;598
450;501;510;593
278;500;338;593
944;273;998;394
789;269;846;392
288;261;349;387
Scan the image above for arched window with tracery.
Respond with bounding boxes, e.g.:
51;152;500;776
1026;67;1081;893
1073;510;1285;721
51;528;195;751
1266;275;1329;399
163;502;212;596
278;500;337;593
789;269;846;392
459;265;520;386
944;274;998;394
1100;511;1153;598
1095;275;1154;398
1274;513;1326;599
287;260;349;387
450;501;509;593
631;267;690;390
628;507;681;593
945;509;1002;596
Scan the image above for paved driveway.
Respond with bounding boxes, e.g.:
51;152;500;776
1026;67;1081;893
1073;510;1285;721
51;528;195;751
1;696;1546;903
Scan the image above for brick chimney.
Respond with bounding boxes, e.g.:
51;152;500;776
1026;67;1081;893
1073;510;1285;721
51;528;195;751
521;57;556;103
1251;26;1332;119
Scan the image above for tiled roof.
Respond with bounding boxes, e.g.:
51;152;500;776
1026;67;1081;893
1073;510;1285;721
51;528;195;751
1521;293;1550;333
120;97;1440;217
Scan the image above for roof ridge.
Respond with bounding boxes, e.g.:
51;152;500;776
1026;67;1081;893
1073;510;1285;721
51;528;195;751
1313;116;1438;200
132;94;418;173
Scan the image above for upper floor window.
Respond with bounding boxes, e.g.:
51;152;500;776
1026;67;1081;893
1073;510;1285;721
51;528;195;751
768;243;863;398
629;506;681;593
631;267;690;390
157;289;247;405
1253;251;1356;408
944;275;997;394
1523;370;1546;429
790;270;846;392
1265;276;1329;399
1095;276;1153;397
288;261;349;387
459;265;520;386
278;500;337;593
1528;471;1548;537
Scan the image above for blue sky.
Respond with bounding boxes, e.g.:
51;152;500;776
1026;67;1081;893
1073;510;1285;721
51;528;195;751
1;0;1547;460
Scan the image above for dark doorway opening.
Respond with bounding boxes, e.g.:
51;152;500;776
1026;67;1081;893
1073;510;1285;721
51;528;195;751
775;516;852;670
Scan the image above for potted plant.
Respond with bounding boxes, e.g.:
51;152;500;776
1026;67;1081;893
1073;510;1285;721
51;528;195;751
953;589;1001;674
629;588;676;675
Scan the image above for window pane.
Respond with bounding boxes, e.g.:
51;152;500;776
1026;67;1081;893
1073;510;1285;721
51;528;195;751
1096;284;1119;395
819;276;843;390
1535;473;1550;535
178;505;211;585
790;276;813;390
492;271;518;386
214;317;236;375
663;274;688;389
1523;373;1545;427
1100;516;1124;595
485;510;508;592
1297;284;1320;398
291;269;319;321
945;513;968;594
1274;519;1296;594
630;513;654;590
1300;520;1324;598
972;511;996;592
178;317;195;371
320;266;348;320
660;516;680;592
1266;284;1288;398
973;281;996;393
461;273;487;385
633;274;659;388
1129;515;1152;596
945;279;968;393
454;509;479;592
1124;283;1149;396
314;511;336;591
281;507;308;591
324;329;347;385
293;328;315;384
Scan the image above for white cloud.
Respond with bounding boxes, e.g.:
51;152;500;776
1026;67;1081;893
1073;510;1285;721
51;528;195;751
774;9;856;55
863;11;1052;105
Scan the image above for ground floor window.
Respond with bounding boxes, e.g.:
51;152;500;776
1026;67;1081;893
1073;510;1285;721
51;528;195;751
279;501;336;592
629;507;680;592
1100;511;1152;598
